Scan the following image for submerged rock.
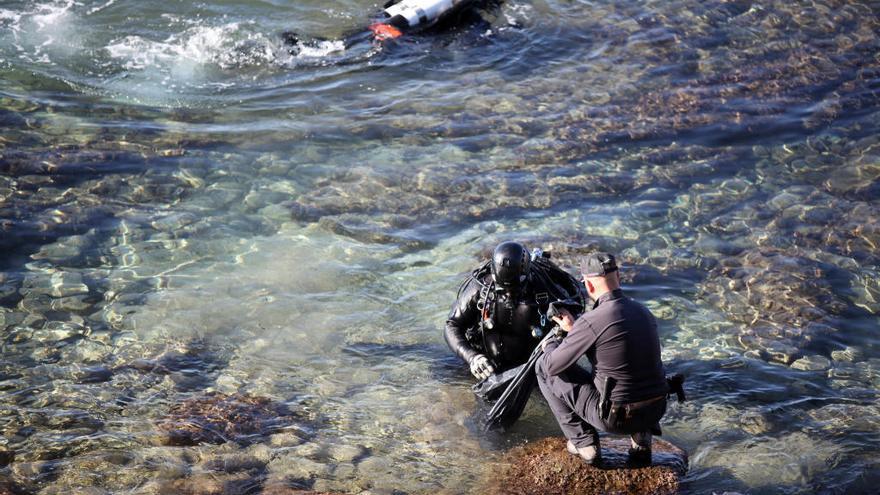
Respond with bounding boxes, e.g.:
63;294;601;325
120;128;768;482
144;472;261;495
697;431;840;488
0;447;14;466
0;478;28;495
21;271;90;299
806;403;880;434
156;393;300;446
830;346;864;363
264;454;333;489
698;248;848;365
261;486;346;495
791;355;832;372
482;436;687;495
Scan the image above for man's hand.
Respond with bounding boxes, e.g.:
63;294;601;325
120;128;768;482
550;307;575;333
469;354;495;380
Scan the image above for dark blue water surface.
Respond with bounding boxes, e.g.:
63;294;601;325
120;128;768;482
1;0;879;493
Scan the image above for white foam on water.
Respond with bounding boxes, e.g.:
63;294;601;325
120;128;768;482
504;2;534;26
1;0;82;64
107;24;234;71
294;39;346;59
105;35;165;71
3;1;351;103
0;9;22;25
105;20;347;77
105;22;286;74
102;19;355;104
31;0;76;31
86;0;117;16
104;23;258;103
176;23;247;68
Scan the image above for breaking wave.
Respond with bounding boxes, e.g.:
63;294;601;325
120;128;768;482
0;0;80;63
105;23;349;73
105;22;286;72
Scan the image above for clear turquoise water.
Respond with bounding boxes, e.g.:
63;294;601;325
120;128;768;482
1;0;879;493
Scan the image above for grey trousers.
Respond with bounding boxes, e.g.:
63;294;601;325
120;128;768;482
535;355;666;448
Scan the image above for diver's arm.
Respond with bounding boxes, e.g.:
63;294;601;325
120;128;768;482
443;278;483;364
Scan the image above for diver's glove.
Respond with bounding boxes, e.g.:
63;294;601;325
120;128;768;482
469;354;495;380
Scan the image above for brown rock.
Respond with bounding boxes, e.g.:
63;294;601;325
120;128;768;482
0;477;27;495
155;392;299;446
260;486;344;495
152;472;257;495
483;436;687;495
0;448;13;467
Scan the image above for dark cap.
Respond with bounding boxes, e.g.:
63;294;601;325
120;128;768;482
579;252;618;278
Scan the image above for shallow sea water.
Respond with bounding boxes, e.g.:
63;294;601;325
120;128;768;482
1;0;879;493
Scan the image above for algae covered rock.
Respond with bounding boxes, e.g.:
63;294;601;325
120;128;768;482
482;436;687;495
156;392;300;446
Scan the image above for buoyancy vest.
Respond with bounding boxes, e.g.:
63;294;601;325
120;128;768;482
466;251;586;370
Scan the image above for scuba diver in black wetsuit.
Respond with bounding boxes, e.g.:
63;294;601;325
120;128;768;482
283;0;504;54
444;241;586;427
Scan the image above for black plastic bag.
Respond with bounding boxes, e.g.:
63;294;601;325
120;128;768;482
472;365;522;402
476;333;554;430
483;366;537;430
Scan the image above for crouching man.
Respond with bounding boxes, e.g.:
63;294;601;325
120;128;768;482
536;252;668;465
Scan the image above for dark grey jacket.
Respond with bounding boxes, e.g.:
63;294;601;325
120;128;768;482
542;289;668;403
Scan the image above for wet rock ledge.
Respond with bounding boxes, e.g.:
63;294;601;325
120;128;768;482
485;436;688;495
